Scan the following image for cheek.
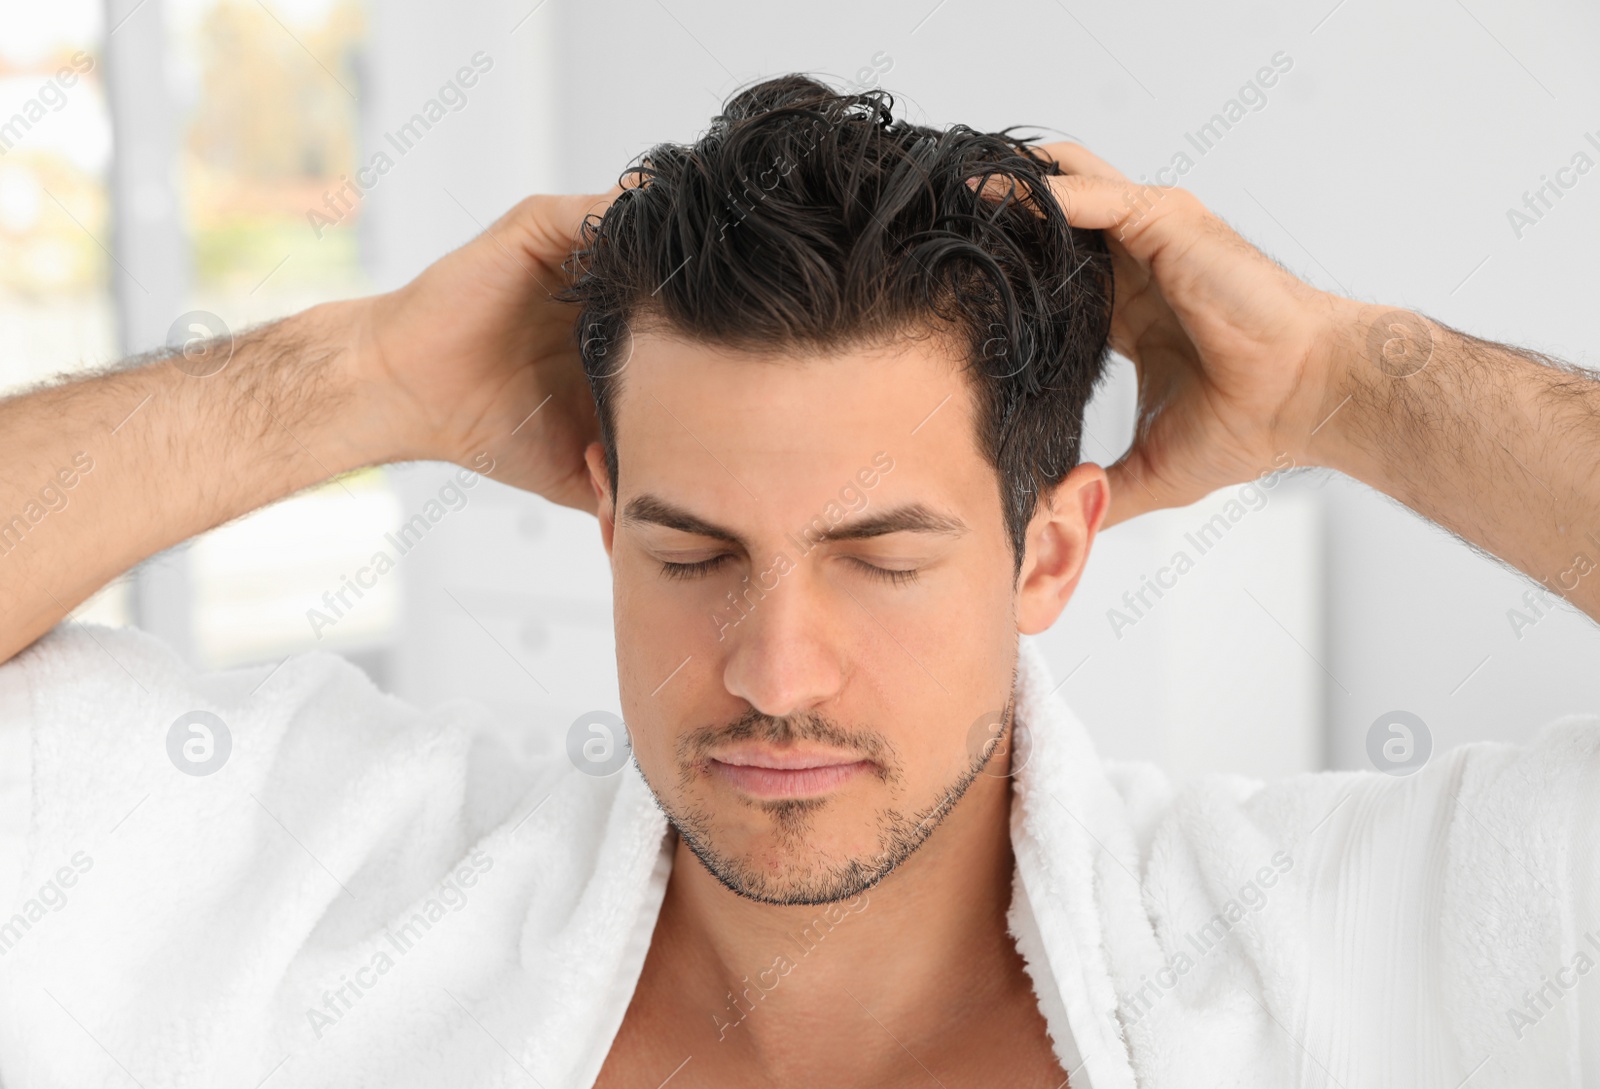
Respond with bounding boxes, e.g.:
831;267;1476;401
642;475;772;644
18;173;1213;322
610;567;722;768
616;576;729;667
944;583;1020;758
876;596;1017;779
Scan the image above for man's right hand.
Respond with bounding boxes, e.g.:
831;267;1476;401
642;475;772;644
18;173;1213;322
353;189;622;514
0;187;620;663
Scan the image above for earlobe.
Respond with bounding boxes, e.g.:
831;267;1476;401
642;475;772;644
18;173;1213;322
1015;464;1109;636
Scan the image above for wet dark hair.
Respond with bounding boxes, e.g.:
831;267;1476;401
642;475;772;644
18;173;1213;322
557;73;1113;579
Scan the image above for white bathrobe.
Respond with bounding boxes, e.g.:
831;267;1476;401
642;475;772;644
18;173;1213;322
0;622;1597;1087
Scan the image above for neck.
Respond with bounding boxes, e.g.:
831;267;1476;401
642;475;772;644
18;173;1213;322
653;752;1023;1079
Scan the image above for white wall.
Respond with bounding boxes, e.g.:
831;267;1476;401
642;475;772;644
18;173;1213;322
357;0;615;761
361;0;1600;778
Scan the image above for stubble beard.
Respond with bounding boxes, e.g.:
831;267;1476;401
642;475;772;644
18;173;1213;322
637;699;1014;906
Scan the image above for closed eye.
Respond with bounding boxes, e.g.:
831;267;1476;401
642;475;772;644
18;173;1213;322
846;556;920;586
658;554;734;581
657;553;920;587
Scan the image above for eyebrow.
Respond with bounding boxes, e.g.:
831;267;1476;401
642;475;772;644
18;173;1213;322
620;494;969;551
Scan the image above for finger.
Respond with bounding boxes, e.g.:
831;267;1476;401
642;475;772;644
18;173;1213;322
968;170;1159;236
1040;174;1166;231
492;189;625;277
1102;450;1163;529
1048;174;1224;273
965;144;1127;215
966;171;1043;205
1032;141;1129;182
533;188;624;244
960;154;1113;211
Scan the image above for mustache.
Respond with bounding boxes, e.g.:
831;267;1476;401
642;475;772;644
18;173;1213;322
677;707;897;770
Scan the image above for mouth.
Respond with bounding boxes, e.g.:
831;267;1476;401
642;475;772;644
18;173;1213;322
708;746;875;799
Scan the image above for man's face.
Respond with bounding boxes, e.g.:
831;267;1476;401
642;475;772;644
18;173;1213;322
586;327;1100;905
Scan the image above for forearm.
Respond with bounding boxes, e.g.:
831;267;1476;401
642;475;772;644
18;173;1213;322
0;299;396;661
1313;299;1600;621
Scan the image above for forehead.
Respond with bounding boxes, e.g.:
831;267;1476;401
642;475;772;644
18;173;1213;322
609;329;994;519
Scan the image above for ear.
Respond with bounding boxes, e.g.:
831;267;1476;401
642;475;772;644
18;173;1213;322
585;442;616;557
1015;462;1110;635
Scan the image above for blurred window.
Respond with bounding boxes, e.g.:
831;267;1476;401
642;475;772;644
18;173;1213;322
170;0;401;670
3;0;404;673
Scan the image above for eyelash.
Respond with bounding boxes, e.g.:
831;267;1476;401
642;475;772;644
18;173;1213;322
658;555;733;581
657;554;920;586
858;560;921;587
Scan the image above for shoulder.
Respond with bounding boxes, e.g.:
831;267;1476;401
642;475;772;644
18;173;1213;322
0;621;578;926
1117;711;1600;853
0;624;658;1081
1099;712;1600;951
9;621;558;823
1454;710;1600;795
1065;713;1600;1081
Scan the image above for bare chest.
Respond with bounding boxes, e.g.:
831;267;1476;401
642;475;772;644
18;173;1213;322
591;981;1071;1089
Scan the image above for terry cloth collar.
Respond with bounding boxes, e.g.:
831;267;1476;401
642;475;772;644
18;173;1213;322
551;634;1141;1088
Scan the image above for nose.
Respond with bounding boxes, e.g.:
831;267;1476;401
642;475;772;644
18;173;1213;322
720;567;846;719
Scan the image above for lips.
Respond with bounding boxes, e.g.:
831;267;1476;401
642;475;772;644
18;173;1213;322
713;745;863;770
708;746;874;798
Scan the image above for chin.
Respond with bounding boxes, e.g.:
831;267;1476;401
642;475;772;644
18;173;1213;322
679;825;892;906
662;786;974;906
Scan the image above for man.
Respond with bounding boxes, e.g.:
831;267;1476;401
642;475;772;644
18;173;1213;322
0;74;1596;1088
